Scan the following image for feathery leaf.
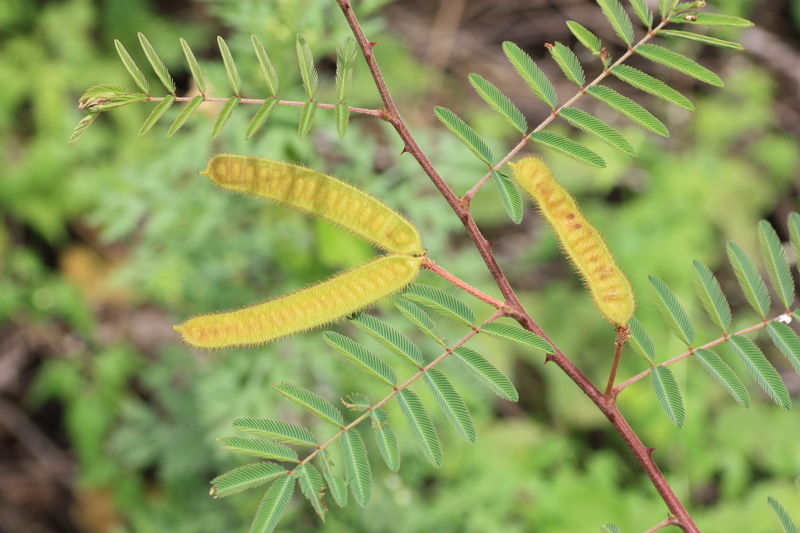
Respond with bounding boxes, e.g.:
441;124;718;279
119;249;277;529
627;316;655;361
273;382;343;427
758;220;795;310
789;213;800;278
335;103;350;140
453;346;518;401
402;283;475;326
218;436;298;462
137;33;175;93
611;64;694;110
336;36;358;102
673;12;754;27
767;322;800;374
492;169;524;224
298;100;318;140
728;335;791;410
114;40;149;94
468;73;527;134
345;392;371;411
293;464;326;520
657;30;745;51
424;368;476;443
658;0;677;18
433;106;494;165
396;389;443;467
246;98;278;140
650;365;685;428
340;429;372;506
691;260;732;333
480;322;554;353
636;43;723;87
648;275;695;345
168;95;203;137
502;41;558;108
322;470;348;507
211;96;239;139
548;42;585;86
395;297;446;345
233;418;316;447
586;85;669;137
601;525;623;533
211;463;286;499
217;36;242;94
768;496;800;533
248;474;294;533
629;0;653;27
351;314;423;366
598;0;635;45
180;38;207;94
252;35;279;96
566;21;602;54
139;95;174;136
727;241;772;317
559;107;636;157
369;408;400;472
323;331;397;386
693;348;750;407
68;113;98;147
530;131;606;168
296;33;319;99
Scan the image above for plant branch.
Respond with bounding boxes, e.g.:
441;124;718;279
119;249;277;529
141;95;383;116
605;325;631;399
422;257;507;309
643;518;675;533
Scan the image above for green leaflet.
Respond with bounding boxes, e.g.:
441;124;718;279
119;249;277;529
139;95;175;136
548;42;585;86
727;241;772;317
273;382;343;427
790;213;800;278
114;39;149;93
218;436;298;462
233;418;316;447
636;43;723;87
586;85;669;137
491;169;524;224
597;0;635;45
480;322;554;353
335;102;350;140
335;36;358;103
168;95;204;137
68;113;99;146
453;346;518;401
296;33;319;99
629;0;653;28
246;98;278;140
249;475;295;533
558;107;636;157
767;496;800;533
369;408;400;472
350;313;423;366
767;322;800;374
217;36;242;94
566;21;602;54
433;106;494;165
137;33;175;93
211;96;240;139
468;73;527;134
340;429;372;507
691;260;732;333
529;130;606;168
323;331;397;386
728;335;791;410
322;470;348;507
211;463;287;499
396;388;443;467
252;35;279;96
502;41;558;108
627;316;655;362
658;0;677;18
180;38;207;94
673;12;754;27
395;297;446;346
610;64;694;111
657;30;745;51
345;392;371;411
601;523;623;533
402;283;475;326
693;348;750;408
648;275;695;345
424;368;476;443
298;100;318;140
650;365;685;428
293;464;326;520
758;220;795;309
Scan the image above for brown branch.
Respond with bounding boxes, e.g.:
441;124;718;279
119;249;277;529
605;325;631;399
422;257;507;310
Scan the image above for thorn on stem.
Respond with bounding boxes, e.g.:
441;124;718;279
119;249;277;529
369;41;379;48
400;146;410;155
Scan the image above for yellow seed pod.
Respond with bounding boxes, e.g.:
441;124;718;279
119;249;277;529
509;157;635;326
174;254;423;349
201;155;423;256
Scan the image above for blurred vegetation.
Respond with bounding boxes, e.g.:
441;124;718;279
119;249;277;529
1;0;799;532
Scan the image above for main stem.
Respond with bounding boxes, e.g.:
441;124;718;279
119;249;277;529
335;2;699;531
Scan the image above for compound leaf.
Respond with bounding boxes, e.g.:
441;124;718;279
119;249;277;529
211;462;287;499
249;474;294;533
114;40;149;93
691;260;732;333
492;169;524;224
339;429;372;507
767;496;800;533
168;95;204;137
252;35;279;96
728;335;791;410
636;43;723;87
789;213;800;278
233;418;316;447
180;38;206;94
323;332;397;386
424;368;476;443
598;0;635;45
273;382;343;427
433;106;494;165
217;36;242;94
395;298;445;346
218;436;298;462
658;0;677;19
627;316;655;362
530;130;606;168
402;283;475;326
139;95;174;136
322;470;348;507
650;365;685;428
138;33;175;93
758;220;795;310
657;30;745;51
548;42;585;86
297;100;318;140
586;85;669;137
351;314;423;367
602;523;623;533
292;464;326;520
211;96;239;139
566;21;602;54
336;36;358;102
648;275;695;345
502;41;558;108
673;13;754;27
559;107;636;157
629;0;653;28
246;98;278;140
335;103;350;140
727;241;771;318
693;348;750;408
68;113;98;146
767;322;800;374
396;388;443;467
296;33;318;99
468;73;527;134
480;322;554;353
610;64;694;111
453;346;518;401
369;408;400;472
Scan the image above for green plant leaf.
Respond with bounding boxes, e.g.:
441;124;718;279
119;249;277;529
598;0;635;45
648;275;695;345
351;314;423;367
433;106;494;165
789;213;800;279
395;297;446;346
292;464;326;520
180;38;207;94
335;36;357;102
246;98;278;140
559;107;636;157
728;335;791;410
233;418;316;447
758;220;795;310
468;73;527;134
635;43;723;87
137;33;175;93
502;41;558;108
296;33;319;99
322;470;348;507
627;316;655;361
529;131;606;168
298;100;318;140
114;40;149;93
249;474;294;533
767;322;800;374
218;436;298;462
339;429;372;507
480;322;554;353
335;103;350;140
693;348;750;408
369;408;400;472
658;0;677;18
323;331;397;386
566;21;602;54
211;96;240;139
691;260;732;333
217;36;242;94
727;241;772;317
453;346;518;401
273;382;343;427
650;365;685;428
211;463;286;499
139;95;174;136
396;389;443;467
629;0;653;27
610;64;694;110
402;283;475;326
673;12;754;27
491;169;524;224
656;29;745;51
767;496;800;533
601;524;623;533
345;392;371;411
252;35;279;96
68;113;99;147
424;368;476;443
168;95;204;137
548;42;585;86
586;85;669;137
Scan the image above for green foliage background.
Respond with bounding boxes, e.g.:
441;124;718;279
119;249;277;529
1;0;799;531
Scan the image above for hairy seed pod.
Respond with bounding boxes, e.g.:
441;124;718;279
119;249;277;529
174;254;423;349
202;155;423;256
509;157;634;325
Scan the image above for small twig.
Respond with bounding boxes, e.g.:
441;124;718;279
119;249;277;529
605;324;631;399
142;95;383;116
422;257;507;309
643;517;674;533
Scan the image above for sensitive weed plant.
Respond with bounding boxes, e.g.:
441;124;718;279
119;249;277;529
72;1;799;532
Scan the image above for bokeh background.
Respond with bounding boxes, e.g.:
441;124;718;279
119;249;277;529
2;0;799;531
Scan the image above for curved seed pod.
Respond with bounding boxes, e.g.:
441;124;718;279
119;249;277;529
174;254;423;349
202;155;423;256
509;157;634;325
